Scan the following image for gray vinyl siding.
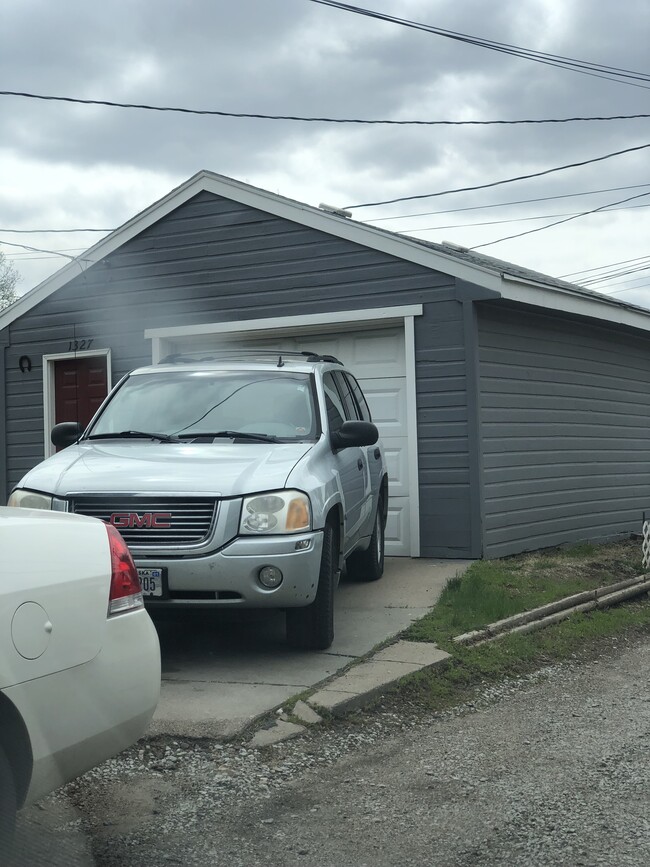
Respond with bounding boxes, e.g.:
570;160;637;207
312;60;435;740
415;303;472;556
478;303;650;558
2;191;472;557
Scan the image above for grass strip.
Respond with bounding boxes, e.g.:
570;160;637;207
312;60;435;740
396;538;650;710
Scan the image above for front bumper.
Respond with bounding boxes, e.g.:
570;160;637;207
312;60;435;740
136;530;324;609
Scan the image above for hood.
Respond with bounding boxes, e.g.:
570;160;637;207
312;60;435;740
18;440;314;498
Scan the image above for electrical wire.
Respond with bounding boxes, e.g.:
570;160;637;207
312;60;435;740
0;226;110;234
469;189;650;250
307;1;650;89
345;142;650;209
366;184;650;223
1;90;649;127
561;254;650;279
398;202;650;235
0;238;92;262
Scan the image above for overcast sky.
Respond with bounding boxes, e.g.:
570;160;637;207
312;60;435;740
2;0;650;308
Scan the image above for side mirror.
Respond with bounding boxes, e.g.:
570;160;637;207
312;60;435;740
51;421;84;449
330;420;379;451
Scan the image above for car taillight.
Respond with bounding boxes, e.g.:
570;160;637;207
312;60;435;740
106;524;144;616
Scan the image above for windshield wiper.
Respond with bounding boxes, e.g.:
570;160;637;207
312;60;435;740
86;430;181;443
176;430;281;443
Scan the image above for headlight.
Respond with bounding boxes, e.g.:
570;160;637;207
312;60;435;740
7;489;53;510
240;490;311;534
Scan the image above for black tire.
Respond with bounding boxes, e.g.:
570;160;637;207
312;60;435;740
347;495;385;582
0;745;17;860
286;522;337;650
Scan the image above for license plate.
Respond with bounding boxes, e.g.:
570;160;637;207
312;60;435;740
137;567;165;598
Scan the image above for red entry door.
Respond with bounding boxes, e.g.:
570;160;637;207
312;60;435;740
54;356;108;434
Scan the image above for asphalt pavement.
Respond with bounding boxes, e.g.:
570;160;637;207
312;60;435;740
148;557;469;738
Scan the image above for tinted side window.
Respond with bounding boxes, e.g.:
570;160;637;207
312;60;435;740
333;371;359;420
322;372;345;433
345;373;372;422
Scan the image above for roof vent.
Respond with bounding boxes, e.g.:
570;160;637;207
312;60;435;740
441;240;470;252
319;203;353;219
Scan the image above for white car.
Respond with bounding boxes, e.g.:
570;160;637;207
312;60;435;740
0;506;160;850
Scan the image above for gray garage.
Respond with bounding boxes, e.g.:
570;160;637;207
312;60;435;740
2;170;649;559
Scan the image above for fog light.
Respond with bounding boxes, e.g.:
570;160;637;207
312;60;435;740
259;566;283;589
294;539;311;551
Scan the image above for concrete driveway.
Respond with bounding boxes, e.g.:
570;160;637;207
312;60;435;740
148;557;470;739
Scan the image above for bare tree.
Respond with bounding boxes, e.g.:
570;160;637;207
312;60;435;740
0;252;19;311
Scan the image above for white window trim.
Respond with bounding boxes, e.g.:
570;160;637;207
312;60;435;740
146;305;422;557
42;349;112;459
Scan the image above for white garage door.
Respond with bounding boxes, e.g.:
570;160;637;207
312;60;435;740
164;327;412;556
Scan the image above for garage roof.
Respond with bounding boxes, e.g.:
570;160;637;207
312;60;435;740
2;169;650;334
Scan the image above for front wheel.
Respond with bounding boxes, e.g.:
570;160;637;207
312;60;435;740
0;745;17;858
286;522;337;650
346;494;385;582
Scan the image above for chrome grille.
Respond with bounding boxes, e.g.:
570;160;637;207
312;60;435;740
71;496;218;547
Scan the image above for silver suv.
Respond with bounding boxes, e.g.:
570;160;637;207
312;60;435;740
9;351;388;650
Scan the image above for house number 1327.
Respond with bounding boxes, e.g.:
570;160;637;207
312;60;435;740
68;339;94;351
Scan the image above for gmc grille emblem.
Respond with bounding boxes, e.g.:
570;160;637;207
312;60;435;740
109;512;172;529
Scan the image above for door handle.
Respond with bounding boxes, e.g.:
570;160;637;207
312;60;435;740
357;458;363;471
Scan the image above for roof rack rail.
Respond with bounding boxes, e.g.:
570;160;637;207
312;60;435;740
158;349;344;367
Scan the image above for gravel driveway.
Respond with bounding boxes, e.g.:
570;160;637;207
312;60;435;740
14;632;650;867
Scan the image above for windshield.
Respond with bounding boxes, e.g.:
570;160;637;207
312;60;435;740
88;370;319;441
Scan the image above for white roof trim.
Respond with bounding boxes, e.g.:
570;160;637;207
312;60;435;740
144;304;423;341
498;280;650;333
3;169;650;335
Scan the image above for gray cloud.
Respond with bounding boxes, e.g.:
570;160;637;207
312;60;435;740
1;0;649;304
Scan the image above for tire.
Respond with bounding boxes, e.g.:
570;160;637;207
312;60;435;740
286;522;337;650
0;745;17;860
347;495;385;582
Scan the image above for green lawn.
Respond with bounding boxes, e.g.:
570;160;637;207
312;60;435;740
394;538;650;710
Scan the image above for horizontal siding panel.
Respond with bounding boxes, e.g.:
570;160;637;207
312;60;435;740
480;319;650;368
484;463;650;483
483;436;650;453
482;403;650;423
483;449;650;469
485;472;650;499
418;468;470;485
481;364;650;397
485;509;641;546
486;521;632;560
416;436;469;454
416;390;468;409
417;406;468;424
484;492;648;529
478;302;650;557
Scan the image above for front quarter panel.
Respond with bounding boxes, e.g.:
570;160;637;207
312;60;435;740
285;437;343;532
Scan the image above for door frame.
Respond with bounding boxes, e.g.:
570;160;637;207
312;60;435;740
145;305;422;556
42;349;112;458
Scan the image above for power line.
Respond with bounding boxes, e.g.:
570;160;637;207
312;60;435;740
561;254;650;279
1;90;649;127
0;238;92;262
398;202;650;234
598;283;650;295
0;226;110;234
307;1;650;89
579;263;650;287
469;189;650;250
367;184;650;223
2;184;648;244
346;142;650;209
